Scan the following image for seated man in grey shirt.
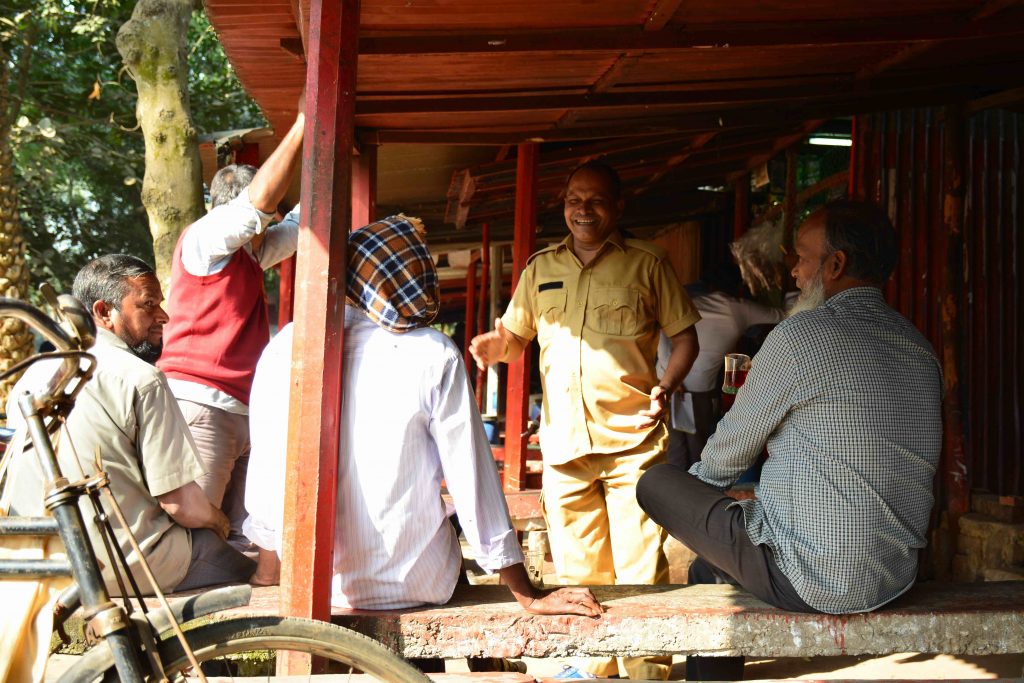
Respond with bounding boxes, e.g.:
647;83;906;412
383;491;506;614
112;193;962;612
637;201;943;680
3;255;254;594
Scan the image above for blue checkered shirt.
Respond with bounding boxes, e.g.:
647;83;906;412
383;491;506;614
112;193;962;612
691;287;943;614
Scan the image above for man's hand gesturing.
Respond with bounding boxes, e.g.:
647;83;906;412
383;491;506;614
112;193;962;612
468;318;509;370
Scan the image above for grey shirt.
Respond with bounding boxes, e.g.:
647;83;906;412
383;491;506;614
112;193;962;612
691;287;943;614
4;329;205;593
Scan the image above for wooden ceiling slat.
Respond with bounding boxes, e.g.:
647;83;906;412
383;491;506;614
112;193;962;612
204;0;1024;204
668;0;976;24
644;0;685;31
353;77;992;116
355;17;1024;55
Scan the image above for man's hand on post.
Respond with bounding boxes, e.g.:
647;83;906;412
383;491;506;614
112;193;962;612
523;586;604;617
468;318;508;370
498;563;603;617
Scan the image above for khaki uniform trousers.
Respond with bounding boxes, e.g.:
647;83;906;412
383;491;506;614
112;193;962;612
177;400;251;551
543;430;671;680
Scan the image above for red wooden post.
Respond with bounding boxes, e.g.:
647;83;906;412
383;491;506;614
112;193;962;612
279;0;359;669
277;255;296;329
733;173;750;240
464;252;478;373
939;104;969;577
475;223;490;408
503;144;538;492
351;143;377;229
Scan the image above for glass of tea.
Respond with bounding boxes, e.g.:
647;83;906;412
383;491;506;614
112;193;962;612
721;353;752;410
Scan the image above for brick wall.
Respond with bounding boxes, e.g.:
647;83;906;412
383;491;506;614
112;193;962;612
952;493;1024;582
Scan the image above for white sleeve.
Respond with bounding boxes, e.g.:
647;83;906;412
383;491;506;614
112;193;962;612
243;324;294;553
430;352;524;573
655;331;672;379
255;204;300;269
179;188;275;276
740;300;787;329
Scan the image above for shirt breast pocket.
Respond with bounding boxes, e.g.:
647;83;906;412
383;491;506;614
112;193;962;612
588;287;640;337
536;288;567;339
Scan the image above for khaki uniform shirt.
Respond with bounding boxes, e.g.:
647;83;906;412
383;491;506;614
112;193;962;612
502;233;700;465
4;329;204;594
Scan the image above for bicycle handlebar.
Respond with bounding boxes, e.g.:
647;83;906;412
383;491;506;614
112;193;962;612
0;296;96;415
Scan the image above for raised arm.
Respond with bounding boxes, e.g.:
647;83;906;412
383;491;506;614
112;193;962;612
247;103;305;214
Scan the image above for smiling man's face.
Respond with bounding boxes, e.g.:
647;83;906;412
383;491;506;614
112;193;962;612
563;167;624;251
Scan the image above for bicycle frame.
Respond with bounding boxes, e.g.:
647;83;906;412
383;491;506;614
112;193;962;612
0;297;149;683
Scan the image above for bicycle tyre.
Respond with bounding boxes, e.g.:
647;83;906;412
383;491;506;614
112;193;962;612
61;616;431;683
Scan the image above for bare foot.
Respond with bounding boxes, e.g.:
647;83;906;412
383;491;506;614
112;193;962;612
249;548;281;586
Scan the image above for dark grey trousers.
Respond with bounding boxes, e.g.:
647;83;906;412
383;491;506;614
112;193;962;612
636;463;817;680
173;527;256;592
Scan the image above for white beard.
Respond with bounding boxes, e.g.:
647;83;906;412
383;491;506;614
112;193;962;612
789;268;827;317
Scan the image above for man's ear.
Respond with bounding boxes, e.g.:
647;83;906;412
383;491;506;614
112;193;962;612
92;300;116;331
827;250;848;281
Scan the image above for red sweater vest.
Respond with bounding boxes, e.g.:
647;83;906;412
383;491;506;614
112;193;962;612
158;231;269;405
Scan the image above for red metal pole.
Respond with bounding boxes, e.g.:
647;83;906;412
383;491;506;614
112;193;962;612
464;252;479;374
351;143;377;229
503;144;538;492
278;255;296;328
733;173;750;240
280;0;359;666
475;223;490;409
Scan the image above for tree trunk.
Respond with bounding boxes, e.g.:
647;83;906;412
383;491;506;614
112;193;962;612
116;0;204;289
0;22;35;406
0;141;34;404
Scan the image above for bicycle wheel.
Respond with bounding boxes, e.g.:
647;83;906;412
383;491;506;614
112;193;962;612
62;616;431;683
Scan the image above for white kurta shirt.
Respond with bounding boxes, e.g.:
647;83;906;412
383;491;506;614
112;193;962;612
245;309;524;610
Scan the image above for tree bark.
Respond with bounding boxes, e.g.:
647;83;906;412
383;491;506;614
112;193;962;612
0;25;35;405
116;0;204;288
0;142;34;404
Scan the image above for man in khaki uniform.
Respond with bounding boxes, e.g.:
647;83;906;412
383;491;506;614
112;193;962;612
4;255;254;594
471;161;700;680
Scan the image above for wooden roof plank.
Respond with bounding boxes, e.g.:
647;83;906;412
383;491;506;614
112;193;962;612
644;0;685;31
354;18;1024;55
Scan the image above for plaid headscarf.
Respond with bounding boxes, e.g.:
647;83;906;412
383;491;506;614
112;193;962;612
347;214;440;333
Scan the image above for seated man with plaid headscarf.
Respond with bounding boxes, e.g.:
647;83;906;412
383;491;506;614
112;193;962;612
243;215;601;618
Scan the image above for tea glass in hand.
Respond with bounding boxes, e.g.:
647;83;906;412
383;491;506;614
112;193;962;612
721;353;752;410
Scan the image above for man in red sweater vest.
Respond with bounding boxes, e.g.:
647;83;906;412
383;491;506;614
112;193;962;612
158;105;304;548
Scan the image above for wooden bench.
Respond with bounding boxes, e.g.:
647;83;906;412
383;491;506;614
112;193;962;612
215;581;1024;661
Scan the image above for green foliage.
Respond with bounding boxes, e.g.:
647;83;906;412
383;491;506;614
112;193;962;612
2;0;266;292
187;11;265;134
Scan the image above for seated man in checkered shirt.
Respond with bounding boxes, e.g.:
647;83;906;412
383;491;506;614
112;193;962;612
637;200;943;681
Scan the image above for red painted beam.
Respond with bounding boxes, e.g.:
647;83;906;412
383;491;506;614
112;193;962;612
351;143;377;229
279;0;360;670
475;223;490;409
503;144;538;492
278;255;296;328
464;252;479;376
